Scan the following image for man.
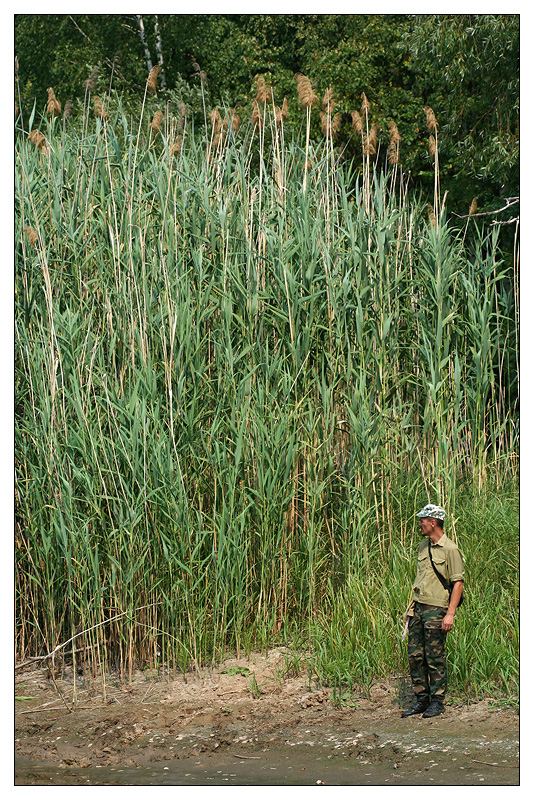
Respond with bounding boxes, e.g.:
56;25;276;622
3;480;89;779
401;504;464;719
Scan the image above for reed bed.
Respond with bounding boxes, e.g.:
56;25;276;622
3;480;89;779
15;89;518;697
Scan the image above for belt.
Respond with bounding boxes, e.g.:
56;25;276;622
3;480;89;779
414;601;443;610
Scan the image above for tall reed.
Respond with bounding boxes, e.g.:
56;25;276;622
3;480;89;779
15;89;518;697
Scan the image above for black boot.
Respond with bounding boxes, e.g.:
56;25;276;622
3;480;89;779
401;698;429;717
422;700;445;718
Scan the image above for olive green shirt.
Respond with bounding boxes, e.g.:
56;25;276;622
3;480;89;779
412;533;464;608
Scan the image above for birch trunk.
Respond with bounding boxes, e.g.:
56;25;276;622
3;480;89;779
136;14;153;74
154;15;166;89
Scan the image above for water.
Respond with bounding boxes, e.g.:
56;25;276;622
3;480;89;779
16;742;519;786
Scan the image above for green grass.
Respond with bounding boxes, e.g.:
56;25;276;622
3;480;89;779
15;93;518;697
309;486;518;700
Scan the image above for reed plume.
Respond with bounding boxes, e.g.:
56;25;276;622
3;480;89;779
469;197;478;216
387;141;399;164
93;96;109;121
170;135;182;157
320;111;342;138
429;134;436;159
364;123;379;156
388;120;401;144
295;73;318;108
24;226;38;248
46;87;61;118
147;65;161;95
351;110;363;136
63;100;72;120
28;129;47;152
256;76;273;104
252;100;263;129
387;121;401;164
84;67;99;93
423;106;438;131
210;107;223;134
361;92;370;117
175;101;187;134
322;87;334;111
151;110;163;134
227;108;241;133
275;97;289;128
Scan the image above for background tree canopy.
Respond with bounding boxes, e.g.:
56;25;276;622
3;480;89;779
15;13;518;219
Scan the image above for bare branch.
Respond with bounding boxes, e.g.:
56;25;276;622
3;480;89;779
452;198;519;219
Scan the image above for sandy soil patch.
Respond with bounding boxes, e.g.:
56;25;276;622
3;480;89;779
15;648;519;785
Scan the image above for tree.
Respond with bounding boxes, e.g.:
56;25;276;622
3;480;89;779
405;14;519;215
15;14;518;219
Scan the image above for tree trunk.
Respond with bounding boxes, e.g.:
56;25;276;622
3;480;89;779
136;14;153;74
153;15;166;89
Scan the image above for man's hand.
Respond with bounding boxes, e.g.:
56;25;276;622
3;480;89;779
441;612;455;632
443;580;464;631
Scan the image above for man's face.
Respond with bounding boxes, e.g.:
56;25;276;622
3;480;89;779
418;516;434;537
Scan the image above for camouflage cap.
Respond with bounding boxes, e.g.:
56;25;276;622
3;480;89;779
416;504;446;520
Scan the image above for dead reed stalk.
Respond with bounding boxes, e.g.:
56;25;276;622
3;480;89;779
252;100;263;129
295;73;317;193
424;107;440;219
275;98;289;127
322;87;334;112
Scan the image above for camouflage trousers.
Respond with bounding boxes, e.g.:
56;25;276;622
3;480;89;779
407;602;448;702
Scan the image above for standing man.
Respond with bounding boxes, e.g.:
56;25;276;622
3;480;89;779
402;504;464;718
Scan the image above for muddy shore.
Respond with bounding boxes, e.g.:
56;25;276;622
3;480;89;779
15;648;519;786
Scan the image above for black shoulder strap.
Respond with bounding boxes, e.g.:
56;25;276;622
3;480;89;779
427;539;450;590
